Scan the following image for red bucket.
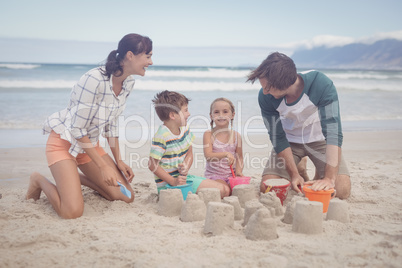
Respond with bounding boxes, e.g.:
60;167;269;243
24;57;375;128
264;178;291;205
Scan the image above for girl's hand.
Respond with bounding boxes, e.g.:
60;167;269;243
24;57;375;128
175;175;187;186
235;171;244;177
117;160;135;183
178;163;189;176
225;153;235;166
100;165;120;187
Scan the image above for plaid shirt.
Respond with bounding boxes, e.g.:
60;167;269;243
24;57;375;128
43;67;135;157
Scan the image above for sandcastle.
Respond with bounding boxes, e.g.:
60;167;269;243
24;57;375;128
231;184;258;208
326;198;350;223
292;200;323;234
242;199;264;226
259;191;284;217
222;196;243;221
282;195;308;224
157;189;183;217
203;202;234;236
180;193;206;222
198;188;221;206
244;207;278;241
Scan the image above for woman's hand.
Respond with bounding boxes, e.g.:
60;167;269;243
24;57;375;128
117;160;135;183
100;165;120;187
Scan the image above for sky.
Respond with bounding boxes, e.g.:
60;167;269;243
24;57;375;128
0;0;402;66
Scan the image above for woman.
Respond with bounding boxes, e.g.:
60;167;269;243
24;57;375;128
26;33;153;219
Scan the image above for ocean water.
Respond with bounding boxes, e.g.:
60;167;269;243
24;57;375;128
0;62;401;148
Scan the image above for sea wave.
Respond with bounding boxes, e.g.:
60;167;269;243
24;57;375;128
0;63;41;70
145;68;250;78
0;79;260;91
134;80;259;91
1;78;400;92
0;79;76;89
326;71;402;80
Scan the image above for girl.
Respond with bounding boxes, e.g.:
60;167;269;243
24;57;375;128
203;98;244;192
26;33;153;219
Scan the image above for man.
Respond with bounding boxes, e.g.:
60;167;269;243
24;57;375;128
247;52;351;199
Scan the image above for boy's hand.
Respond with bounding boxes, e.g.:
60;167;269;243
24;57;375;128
175;175;187;186
178;163;189;176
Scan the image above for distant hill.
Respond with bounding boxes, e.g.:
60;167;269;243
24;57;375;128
291;39;402;70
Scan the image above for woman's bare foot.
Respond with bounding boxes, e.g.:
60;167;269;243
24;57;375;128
26;172;43;200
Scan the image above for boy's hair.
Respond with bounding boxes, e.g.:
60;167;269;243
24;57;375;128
209;97;235;129
246;52;297;90
152;90;190;121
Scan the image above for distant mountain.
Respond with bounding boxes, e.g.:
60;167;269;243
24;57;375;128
291;39;402;70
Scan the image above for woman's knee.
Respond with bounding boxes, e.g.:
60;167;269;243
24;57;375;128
107;188;135;203
60;203;84;219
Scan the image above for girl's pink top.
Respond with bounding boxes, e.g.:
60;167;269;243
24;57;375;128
204;134;237;184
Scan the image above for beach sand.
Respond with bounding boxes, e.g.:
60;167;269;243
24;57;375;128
0;131;401;267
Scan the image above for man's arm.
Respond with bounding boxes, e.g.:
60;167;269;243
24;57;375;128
277;147;305;192
306;144;340;190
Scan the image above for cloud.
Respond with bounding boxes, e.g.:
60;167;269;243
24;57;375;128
280;30;402;51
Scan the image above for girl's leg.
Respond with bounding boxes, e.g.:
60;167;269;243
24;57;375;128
78;154;134;203
26;159;84;219
197;179;230;198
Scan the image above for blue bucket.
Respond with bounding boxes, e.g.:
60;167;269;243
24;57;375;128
166;182;193;200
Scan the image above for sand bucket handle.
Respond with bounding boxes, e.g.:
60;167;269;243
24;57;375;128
230;165;236;178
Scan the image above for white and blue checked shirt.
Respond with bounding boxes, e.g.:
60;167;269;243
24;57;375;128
43;67;135;157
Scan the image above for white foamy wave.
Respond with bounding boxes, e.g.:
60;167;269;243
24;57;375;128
0;63;41;70
145;68;250;78
0;79;75;88
0;121;43;129
327;72;402;80
135;80;260;91
335;80;402;91
342;114;402;121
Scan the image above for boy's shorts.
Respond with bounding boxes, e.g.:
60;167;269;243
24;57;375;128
46;131;107;167
157;174;206;194
262;141;350;180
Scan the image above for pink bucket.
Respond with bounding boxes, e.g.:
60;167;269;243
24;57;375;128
229;176;251;190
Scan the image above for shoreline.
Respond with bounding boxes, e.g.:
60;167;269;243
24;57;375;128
1;119;402;149
1;130;401;267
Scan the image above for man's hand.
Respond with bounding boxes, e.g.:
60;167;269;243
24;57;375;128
290;174;305;193
304;177;335;191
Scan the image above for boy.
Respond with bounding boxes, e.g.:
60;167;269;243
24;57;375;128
247;52;351;199
148;90;230;198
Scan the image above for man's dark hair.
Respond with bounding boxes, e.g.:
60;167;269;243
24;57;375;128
247;52;297;90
